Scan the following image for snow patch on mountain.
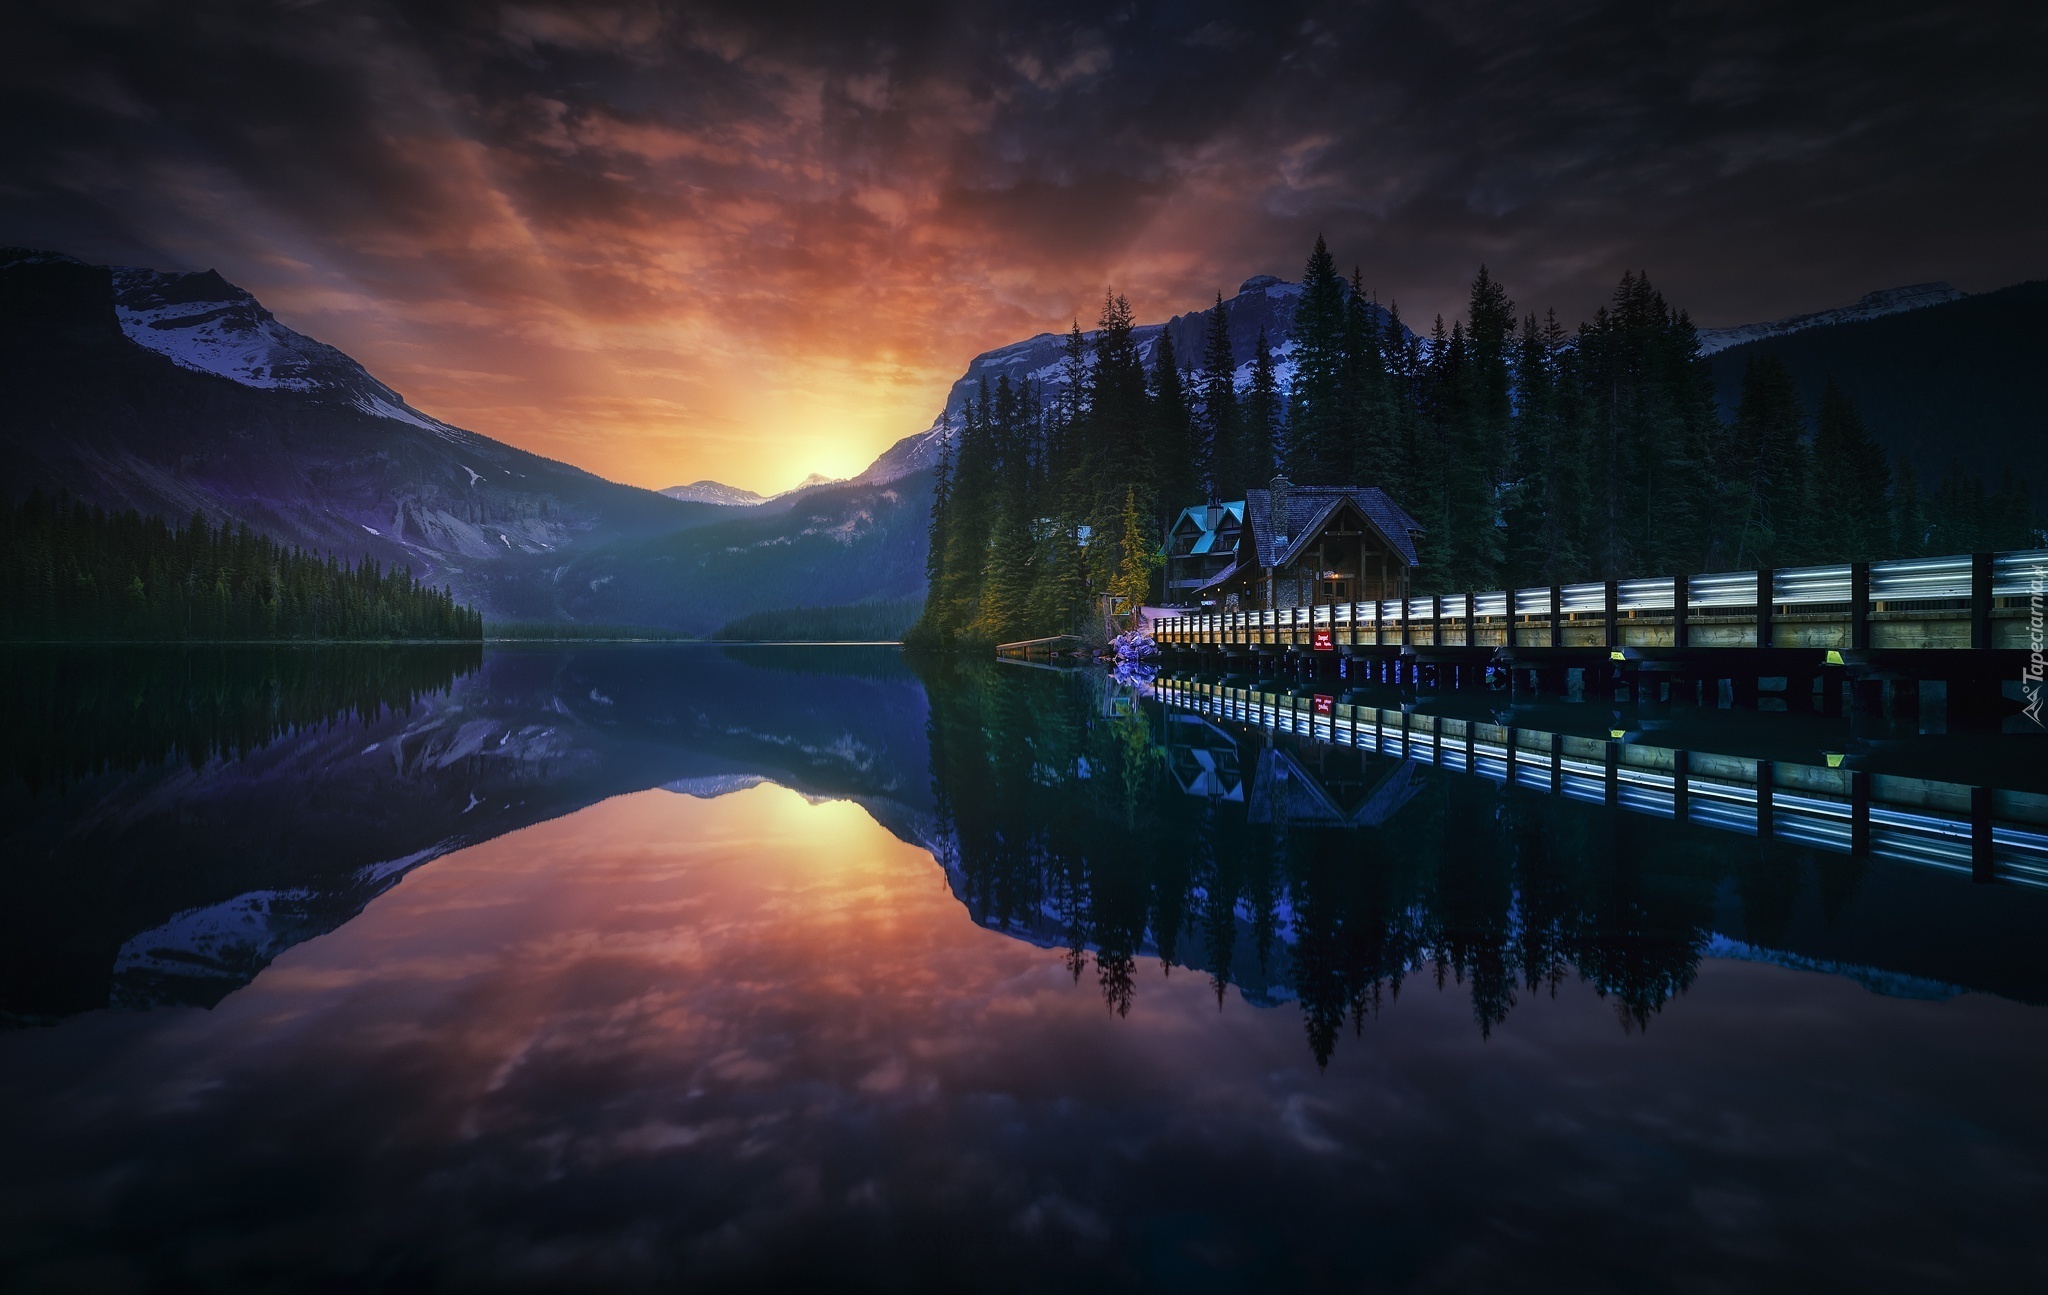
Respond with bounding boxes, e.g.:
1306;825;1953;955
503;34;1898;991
1695;283;1967;355
107;263;467;441
661;479;768;506
660;472;844;508
850;273;1328;487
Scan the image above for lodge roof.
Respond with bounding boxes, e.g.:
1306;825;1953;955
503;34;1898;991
1161;499;1246;558
1241;484;1424;569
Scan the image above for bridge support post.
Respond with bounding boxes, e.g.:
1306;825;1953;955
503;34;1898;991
1971;552;1994;650
1757;568;1775;649
1756;760;1774;840
1850;561;1871;650
1851;771;1871;857
1673;749;1690;822
1972;785;1997;884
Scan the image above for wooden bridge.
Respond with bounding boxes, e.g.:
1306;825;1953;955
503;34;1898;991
1154;675;2048;889
1151;549;2046;722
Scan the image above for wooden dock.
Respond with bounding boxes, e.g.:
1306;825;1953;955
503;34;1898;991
996;633;1090;660
1151;549;2047;722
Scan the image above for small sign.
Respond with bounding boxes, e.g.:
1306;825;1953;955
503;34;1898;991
1313;694;1335;715
1312;629;1334;651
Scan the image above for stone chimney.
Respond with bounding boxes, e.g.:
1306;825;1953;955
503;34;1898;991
1268;475;1293;552
1204;491;1221;532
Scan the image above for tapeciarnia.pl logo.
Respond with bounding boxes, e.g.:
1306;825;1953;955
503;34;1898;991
2025;562;2046;728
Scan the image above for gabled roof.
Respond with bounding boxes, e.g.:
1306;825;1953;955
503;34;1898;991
1160;499;1246;559
1192;558;1243;592
1242;485;1423;568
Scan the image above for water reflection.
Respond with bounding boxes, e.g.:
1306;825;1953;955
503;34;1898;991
1;643;482;791
922;661;2048;1060
2;648;2046;1287
8;646;2046;1051
0;645;930;1025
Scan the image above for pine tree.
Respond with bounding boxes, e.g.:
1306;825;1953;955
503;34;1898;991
1286;236;1347;481
1243;329;1281;489
1341;267;1392;487
1198;293;1241;497
1149;326;1197;527
973;490;1037;644
1811;377;1891;562
1574;271;1726;577
0;491;481;642
1892;459;1926;556
1730;354;1812;567
1502;310;1587;584
1109;487;1158;617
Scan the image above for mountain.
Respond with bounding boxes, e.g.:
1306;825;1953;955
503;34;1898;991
658;473;844;507
0;645;934;1024
851;273;1393;486
1707;280;2048;498
0;248;727;623
660;480;769;507
1695;283;1968;355
558;472;933;634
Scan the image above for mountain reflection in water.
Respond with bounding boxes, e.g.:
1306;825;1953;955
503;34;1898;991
2;646;2045;1289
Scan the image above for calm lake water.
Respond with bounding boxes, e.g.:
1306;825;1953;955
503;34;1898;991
3;645;2046;1291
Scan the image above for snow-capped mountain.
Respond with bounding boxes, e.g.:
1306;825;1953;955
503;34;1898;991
660;472;843;506
2;247;725;622
660;479;769;507
851;274;1361;486
109;263;433;422
1694;283;1967;355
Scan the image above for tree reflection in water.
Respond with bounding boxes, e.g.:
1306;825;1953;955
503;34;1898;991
919;659;1835;1062
2;644;482;792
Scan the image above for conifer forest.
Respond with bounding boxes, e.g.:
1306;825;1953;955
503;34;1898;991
912;238;2039;649
0;492;484;642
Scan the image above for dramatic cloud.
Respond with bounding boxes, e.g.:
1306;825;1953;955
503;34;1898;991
3;0;2043;491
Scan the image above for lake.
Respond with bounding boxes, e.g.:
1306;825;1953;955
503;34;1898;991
3;645;2045;1291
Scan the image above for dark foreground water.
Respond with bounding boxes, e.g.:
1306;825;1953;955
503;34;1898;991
3;646;2046;1292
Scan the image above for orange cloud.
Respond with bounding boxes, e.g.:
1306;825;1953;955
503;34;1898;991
9;0;2043;493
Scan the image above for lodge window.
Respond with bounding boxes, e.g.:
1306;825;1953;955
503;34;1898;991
1319;577;1354;604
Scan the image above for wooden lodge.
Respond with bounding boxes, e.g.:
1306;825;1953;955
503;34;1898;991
1160;477;1425;611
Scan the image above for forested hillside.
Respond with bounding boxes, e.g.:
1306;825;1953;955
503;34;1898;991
915;239;2042;649
1;493;482;641
1708;281;2048;502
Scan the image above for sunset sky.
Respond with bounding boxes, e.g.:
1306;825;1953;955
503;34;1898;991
5;1;2044;495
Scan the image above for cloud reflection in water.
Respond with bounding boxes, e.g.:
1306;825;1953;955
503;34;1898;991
3;783;2046;1289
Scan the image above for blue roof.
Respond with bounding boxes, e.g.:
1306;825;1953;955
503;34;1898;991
1161;500;1245;558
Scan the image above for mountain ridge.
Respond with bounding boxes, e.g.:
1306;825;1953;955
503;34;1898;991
1694;282;1969;355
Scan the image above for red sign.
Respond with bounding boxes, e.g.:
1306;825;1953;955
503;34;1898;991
1313;694;1335;715
1312;629;1334;651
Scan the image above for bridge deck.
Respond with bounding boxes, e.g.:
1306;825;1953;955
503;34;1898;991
1152;550;2048;674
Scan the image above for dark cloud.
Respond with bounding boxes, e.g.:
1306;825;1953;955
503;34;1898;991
2;0;2042;489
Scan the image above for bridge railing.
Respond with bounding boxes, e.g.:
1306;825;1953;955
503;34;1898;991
1148;547;2048;651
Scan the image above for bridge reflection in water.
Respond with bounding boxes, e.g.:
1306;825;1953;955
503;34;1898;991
929;658;2048;1061
1155;676;2048;890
